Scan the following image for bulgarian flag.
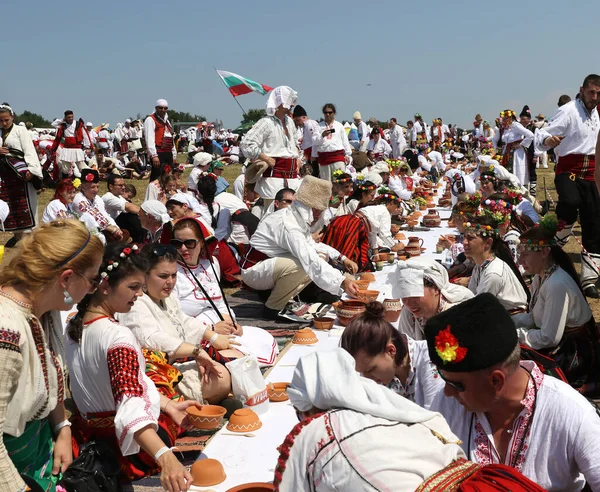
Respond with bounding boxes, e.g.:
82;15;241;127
217;70;273;97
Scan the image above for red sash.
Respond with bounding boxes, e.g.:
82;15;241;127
97;137;108;143
62;136;81;149
240;247;269;269
318;149;345;166
555;153;595;181
303;148;312;160
262;157;298;179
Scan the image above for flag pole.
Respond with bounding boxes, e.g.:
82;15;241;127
214;67;248;117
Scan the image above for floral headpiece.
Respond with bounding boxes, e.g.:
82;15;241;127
200;171;218;181
522;237;555;251
386;158;406;168
435;325;468;364
163;165;172;174
332;170;352;183
522;214;559;251
376;187;401;203
99;245;139;281
358;181;377;192
499;110;515;119
504;189;523;205
463;220;499;238
482;198;512;223
463;192;482;209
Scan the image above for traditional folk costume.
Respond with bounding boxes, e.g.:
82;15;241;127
426;294;600;491
312;120;352;181
214;191;255;246
394;258;474;341
366;137;392;161
72;188;116;236
354;114;370;151
143;100;177;182
535;99;600;291
242;177;345;312
51;118;91;178
0;122;43;232
322;209;373;272
96;126;112;156
358;203;396;250
67;316;180;482
467;256;528;312
512;265;600;390
275;349;465;492
389;123;407;158
430;120;445;151
499;119;534;186
292;106;319;164
240;87;301;199
412;117;430;150
174;260;278;367
0;297;66;492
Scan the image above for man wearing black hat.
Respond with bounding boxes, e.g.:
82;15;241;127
425;293;600;491
292;105;319;176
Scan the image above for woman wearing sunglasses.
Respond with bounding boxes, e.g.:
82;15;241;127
117;243;236;404
172;216;279;367
340;301;443;409
0;220;103;492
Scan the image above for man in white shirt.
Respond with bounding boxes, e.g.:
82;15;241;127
96;123;112;156
427;149;446;172
85;121;97;146
537;74;600;297
102;174;144;243
353;111;370;151
240;86;301;204
292;105;319;175
241;176;359;319
533;114;549;169
426;293;600;491
388;117;407;158
312;103;353;181
50;110;91;179
144;98;177;182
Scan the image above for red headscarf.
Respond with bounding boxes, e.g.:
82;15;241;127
173;215;218;257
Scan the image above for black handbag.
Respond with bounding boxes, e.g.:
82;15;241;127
61;440;122;492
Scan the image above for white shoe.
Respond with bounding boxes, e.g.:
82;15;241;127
542;165;548;169
536;163;540;169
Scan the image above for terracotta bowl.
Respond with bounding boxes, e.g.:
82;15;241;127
226;483;274;492
356;289;380;301
293;328;318;345
354;280;371;289
313;317;335;331
227;408;262;433
383;298;402;323
191;458;227;487
336;299;367;326
358;273;376;282
267;382;290;402
407;220;418;228
394;233;406;241
186;405;227;430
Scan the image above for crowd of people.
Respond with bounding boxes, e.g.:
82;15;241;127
0;73;599;491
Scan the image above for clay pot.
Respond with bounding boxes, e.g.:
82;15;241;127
407;220;418;228
226;483;275;492
383;298;402;323
191;458;227;487
227;408;262;433
293;328;318;345
336;299;367;326
186;405;226;430
419;204;427;211
438;198;452;207
387;253;395;264
356;289;379;301
394;232;406;241
423;209;441;228
267;382;290;402
354;280;371;290
359;273;375;282
313;317;335;331
405;236;424;257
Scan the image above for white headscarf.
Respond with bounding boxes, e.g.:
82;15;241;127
266;86;298;116
141;200;171;225
288;348;437;424
167;192;205;214
394;257;474;303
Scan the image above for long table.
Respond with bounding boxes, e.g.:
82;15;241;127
192;187;458;491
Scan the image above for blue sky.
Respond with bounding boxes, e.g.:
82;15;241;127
2;0;598;128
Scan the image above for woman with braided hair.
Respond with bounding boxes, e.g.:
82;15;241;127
0;219;103;492
513;215;600;392
66;243;213;488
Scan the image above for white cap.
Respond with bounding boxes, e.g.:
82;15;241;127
372;162;390;174
155;99;168;108
141;200;171;225
86;121;93;127
125;118;131;123
193;152;213;168
353;111;362;120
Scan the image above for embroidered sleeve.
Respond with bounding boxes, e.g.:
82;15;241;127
0;328;26;492
107;344;144;404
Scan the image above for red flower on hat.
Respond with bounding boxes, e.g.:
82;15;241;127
122;247;132;256
163;165;172;174
84;173;95;182
435;325;468;364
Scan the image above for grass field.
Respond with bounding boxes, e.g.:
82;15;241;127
2;159;599;319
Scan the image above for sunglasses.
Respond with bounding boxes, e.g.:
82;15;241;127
151;244;177;256
323;111;334;115
438;371;465;392
170;238;199;250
